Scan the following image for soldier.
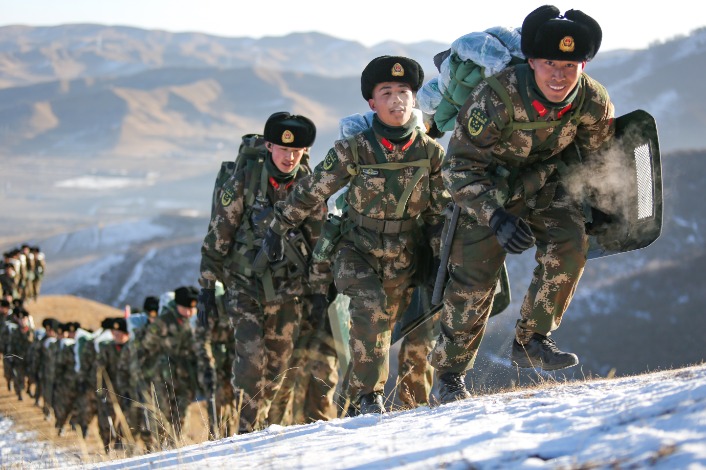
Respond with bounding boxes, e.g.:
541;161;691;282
2;307;34;399
72;323;102;439
135;286;208;448
95;317;132;453
196;112;332;433
41;321;65;419
261;56;449;414
0;261;19;299
0;299;11;358
125;295;161;452
429;5;615;403
53;321;82;435
30;246;46;300
26;317;57;407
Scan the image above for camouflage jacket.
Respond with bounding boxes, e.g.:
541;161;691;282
96;339;130;397
273;127;449;258
443;63;615;226
200;159;332;302
135;301;209;391
54;337;79;389
2;320;33;359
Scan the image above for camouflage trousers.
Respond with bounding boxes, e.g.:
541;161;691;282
269;315;339;425
430;188;588;373
206;340;236;437
5;357;31;400
333;241;416;404
53;374;79;431
72;381;97;438
228;291;302;433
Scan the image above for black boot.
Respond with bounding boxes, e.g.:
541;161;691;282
358;392;385;414
511;333;579;371
437;372;471;404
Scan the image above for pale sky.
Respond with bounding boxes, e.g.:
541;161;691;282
1;0;704;52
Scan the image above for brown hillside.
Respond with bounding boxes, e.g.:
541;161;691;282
23;295;124;331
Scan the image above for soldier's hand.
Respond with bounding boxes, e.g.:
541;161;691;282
262;226;285;262
197;288;216;328
489;209;536;254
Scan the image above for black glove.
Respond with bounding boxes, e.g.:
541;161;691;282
309;294;330;330
585;207;613;236
262;227;285;262
196;288;217;328
489;209;536;254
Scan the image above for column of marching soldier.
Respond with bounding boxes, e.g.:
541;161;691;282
0;245;339;455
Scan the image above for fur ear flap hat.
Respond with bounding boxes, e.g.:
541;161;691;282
521;5;602;61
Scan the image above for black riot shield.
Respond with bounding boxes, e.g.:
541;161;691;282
586;109;663;259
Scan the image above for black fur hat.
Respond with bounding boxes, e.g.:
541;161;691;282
521;5;602;61
174;286;199;308
361;55;424;100
110;317;128;333
143;296;160;314
263;112;316;148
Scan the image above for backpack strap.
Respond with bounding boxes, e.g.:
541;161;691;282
486;66;586;154
344;131;433;225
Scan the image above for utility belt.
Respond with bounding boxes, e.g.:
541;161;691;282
347;205;419;234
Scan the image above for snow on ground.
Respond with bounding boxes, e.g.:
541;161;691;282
0;417;71;468
79;363;706;470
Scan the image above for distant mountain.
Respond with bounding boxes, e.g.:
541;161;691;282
0;24;705;160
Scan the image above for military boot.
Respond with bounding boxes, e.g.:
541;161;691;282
358;392;385;414
437;372;471;404
511;333;579;371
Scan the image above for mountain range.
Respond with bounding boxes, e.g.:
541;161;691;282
1;24;705;392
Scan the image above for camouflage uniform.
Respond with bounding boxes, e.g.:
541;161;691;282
2;317;34;400
72;330;100;438
41;334;60;419
199;149;331;432
272;127;449;406
430;63;615;373
135;299;209;446
269;293;339;425
95;335;132;451
53;336;80;434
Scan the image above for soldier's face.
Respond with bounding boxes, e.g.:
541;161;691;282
176;303;197;318
111;330;129;344
528;58;586;103
368;82;415;127
268;143;307;174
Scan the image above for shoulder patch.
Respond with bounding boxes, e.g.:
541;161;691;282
220;186;234;207
322;149;337;171
467;108;490;137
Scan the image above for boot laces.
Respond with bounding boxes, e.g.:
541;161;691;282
535;334;561;353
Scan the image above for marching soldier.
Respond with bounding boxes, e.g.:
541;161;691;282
262;56;449;414
429;5;615;402
196;112;332;433
135;286;209;447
